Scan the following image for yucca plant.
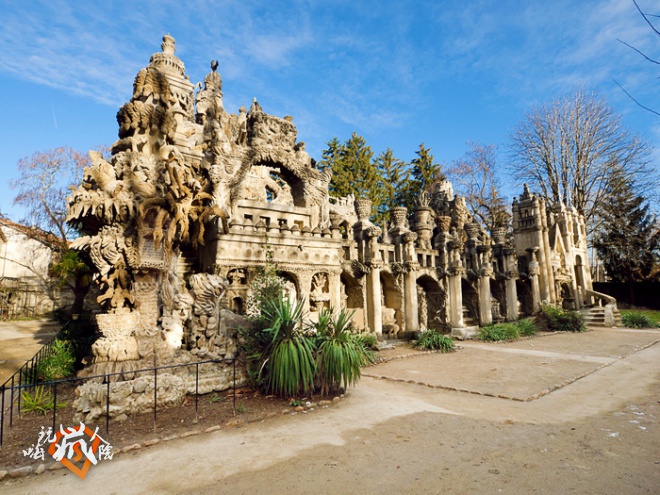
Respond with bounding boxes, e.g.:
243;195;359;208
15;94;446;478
315;308;366;396
261;296;316;397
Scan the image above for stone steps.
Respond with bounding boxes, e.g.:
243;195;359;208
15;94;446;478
581;306;622;327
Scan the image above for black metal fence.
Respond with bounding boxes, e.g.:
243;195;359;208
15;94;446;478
0;358;238;447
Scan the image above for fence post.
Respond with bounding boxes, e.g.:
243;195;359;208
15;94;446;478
9;376;14;427
17;368;22;417
195;362;199;422
153;367;157;432
1;385;5;447
106;377;110;436
52;381;57;431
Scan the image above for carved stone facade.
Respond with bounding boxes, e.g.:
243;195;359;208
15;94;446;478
66;36;597;417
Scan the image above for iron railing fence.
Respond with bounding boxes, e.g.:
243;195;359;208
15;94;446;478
0;320;75;417
0;357;238;447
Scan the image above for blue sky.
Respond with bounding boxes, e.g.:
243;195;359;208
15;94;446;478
0;0;658;224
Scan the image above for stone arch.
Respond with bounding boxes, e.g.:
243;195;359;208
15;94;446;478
380;271;403;335
340;271;365;330
516;279;533;316
461;278;479;325
416;275;447;331
278;271;299;304
230;296;244;315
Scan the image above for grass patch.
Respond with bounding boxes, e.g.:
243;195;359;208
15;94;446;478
413;330;455;352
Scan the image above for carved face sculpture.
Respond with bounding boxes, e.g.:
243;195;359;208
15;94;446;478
209;164;223;185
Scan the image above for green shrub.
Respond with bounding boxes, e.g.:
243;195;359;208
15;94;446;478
21;386;66;415
621;312;659;329
37;339;75;381
538;304;585;332
413;329;455;352
478;323;520;341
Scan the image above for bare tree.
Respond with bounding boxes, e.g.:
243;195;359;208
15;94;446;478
10;147;92;314
11;147;89;247
509;88;653;234
615;0;660;117
447;142;511;233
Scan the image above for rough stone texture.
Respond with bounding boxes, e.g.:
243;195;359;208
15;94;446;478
63;35;599;419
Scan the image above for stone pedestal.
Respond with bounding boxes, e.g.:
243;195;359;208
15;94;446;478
90;311;141;380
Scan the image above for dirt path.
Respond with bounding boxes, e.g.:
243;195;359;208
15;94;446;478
2;327;659;494
0;320;59;384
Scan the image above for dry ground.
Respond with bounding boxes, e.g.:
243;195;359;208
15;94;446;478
1;326;659;494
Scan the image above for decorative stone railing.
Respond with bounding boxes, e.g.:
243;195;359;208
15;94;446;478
586;288;617;308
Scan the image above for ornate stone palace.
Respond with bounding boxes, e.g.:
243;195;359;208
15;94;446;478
66;36;600;416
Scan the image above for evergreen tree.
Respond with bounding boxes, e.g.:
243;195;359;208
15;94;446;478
593;170;660;302
319;133;383;220
403;143;445;210
374;148;408;225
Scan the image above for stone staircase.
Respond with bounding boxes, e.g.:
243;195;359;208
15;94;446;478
581;306;623;327
462;306;478;327
582;289;623;327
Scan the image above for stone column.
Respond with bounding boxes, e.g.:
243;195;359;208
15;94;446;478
402;232;419;334
478;269;493;327
329;269;342;311
367;260;383;338
448;241;465;328
404;262;420;333
528;247;541;313
504;248;519;321
364;226;383;338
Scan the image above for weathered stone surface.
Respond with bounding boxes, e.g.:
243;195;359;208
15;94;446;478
63;35;599;421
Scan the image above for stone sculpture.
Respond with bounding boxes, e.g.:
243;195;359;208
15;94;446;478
66;35;599;421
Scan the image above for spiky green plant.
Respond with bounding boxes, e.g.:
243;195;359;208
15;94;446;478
621;312;659;329
37;339;75;381
21;386;66;415
413;329;455;352
261;296;316;397
315;308;368;395
478;323;520;341
516;318;539;337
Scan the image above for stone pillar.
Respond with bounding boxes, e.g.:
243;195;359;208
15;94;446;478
448;241;465;328
367;260;383;338
528;247;541;313
402;232;419;334
478;268;493;326
329;269;342;311
404;263;420;333
504;248;519;321
364;226;383;338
